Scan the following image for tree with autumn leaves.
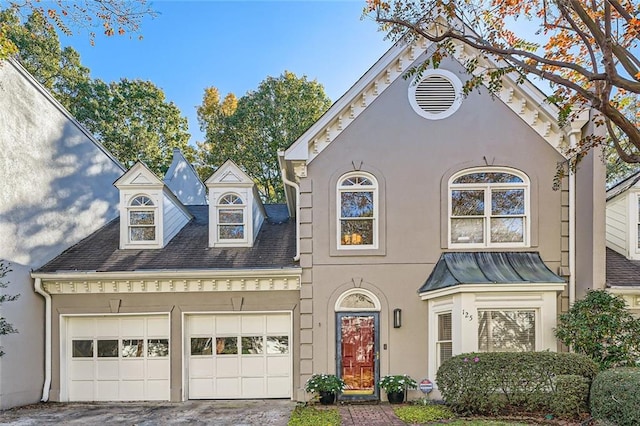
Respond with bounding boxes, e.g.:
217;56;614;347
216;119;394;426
365;0;640;181
197;72;332;202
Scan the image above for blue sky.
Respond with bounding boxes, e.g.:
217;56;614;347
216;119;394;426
61;1;393;145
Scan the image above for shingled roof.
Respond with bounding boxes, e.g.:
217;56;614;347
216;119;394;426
606;247;640;287
36;204;297;273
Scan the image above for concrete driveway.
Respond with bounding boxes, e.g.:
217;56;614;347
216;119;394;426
0;400;296;425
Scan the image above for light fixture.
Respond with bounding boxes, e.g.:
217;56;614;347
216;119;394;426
393;308;402;328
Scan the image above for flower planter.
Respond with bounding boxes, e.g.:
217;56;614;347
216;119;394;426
386;390;405;404
319;391;336;405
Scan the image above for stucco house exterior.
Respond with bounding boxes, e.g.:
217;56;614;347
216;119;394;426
0;58;124;409
17;32;607;404
281;35;605;401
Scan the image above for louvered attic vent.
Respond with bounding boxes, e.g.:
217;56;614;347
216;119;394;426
409;70;462;120
416;76;456;113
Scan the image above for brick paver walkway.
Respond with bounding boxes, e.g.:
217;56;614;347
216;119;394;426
339;403;406;425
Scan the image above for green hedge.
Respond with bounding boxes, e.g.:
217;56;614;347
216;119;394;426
436;352;598;416
590;368;640;426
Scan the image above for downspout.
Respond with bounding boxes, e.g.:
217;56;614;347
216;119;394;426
568;129;580;306
280;169;301;262
33;277;51;402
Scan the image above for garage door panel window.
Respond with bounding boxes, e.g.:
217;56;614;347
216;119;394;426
97;340;119;358
72;340;94;358
147;339;169;357
266;336;288;354
122;339;144;357
478;310;535;352
217;337;238;355
191;338;213;356
242;336;264;354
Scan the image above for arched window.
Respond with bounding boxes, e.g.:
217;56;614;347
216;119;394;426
449;168;529;247
337;172;378;249
128;195;156;242
217;193;246;241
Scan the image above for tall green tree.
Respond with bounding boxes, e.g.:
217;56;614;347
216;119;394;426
197;71;332;202
75;78;193;175
2;10;192;176
0;10;91;114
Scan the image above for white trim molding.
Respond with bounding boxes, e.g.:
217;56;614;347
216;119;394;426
32;268;302;295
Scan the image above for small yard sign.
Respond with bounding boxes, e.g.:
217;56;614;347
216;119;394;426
419;379;433;394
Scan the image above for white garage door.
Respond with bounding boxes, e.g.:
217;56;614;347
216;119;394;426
65;315;170;401
187;313;291;399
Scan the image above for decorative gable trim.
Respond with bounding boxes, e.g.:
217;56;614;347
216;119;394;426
114;162;164;189
205;159;254;188
285;32;571;171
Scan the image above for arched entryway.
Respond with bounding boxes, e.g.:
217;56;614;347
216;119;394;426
335;289;380;401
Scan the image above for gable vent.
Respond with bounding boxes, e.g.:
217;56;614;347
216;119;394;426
415;76;456;113
409;69;462;120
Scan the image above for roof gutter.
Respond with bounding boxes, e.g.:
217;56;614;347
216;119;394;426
280;173;300;262
33;277;51;402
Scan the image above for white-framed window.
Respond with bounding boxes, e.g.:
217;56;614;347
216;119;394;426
337;172;378;249
128;195;157;243
477;310;536;352
217;193;246;241
449;168;529;247
436;312;452;368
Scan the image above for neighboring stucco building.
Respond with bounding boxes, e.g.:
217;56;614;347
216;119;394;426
282;35;605;401
0;59;124;409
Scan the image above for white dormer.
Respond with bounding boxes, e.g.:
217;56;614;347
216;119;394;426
115;162;192;250
205;160;265;248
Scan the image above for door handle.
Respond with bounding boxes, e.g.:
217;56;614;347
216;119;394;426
376;351;379;360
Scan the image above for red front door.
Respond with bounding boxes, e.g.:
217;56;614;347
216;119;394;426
337;313;378;398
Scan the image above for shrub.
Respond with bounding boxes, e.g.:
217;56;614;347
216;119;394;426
436;352;598;416
555;290;640;369
590;367;640;426
549;375;590;417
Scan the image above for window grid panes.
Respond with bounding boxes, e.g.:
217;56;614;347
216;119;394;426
477;310;535;352
450;170;528;247
217;194;245;240
128;195;156;242
338;174;377;248
436;313;452;368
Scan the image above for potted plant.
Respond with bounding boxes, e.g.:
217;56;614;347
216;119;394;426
378;374;417;404
304;373;346;405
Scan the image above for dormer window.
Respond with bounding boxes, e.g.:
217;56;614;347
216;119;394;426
128;195;157;243
217;193;246;241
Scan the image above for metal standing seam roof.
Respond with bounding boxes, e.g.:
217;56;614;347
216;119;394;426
418;252;565;293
